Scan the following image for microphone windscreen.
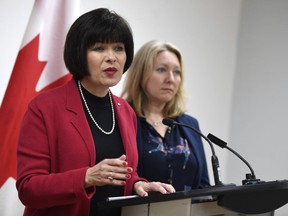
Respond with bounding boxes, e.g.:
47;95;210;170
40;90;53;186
207;133;227;148
162;118;175;127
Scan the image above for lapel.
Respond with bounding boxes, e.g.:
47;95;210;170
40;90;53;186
111;94;132;158
65;79;96;165
112;95;126;144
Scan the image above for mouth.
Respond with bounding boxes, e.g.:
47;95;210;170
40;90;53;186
104;67;117;75
161;88;174;93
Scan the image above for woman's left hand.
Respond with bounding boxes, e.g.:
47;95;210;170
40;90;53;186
134;181;176;197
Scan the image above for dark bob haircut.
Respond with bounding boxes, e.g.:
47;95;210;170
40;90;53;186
64;8;134;80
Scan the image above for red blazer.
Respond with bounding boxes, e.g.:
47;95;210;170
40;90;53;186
16;79;144;216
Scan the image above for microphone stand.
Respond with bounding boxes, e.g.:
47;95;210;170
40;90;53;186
207;133;263;185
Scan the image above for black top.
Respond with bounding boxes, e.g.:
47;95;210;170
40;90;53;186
78;82;124;216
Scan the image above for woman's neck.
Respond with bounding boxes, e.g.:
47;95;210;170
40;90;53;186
143;103;164;119
144;106;169;137
143;103;165;127
79;78;109;97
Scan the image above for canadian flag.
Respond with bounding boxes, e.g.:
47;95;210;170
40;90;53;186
0;0;79;215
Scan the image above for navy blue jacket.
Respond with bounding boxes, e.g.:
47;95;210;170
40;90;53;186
136;114;210;190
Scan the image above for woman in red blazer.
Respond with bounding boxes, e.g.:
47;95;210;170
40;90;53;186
16;8;175;216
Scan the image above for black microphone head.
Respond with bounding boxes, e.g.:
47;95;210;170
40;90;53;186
162;118;177;127
207;133;227;148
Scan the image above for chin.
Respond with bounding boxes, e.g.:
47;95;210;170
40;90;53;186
107;80;121;88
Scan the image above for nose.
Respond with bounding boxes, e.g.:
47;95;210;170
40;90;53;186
106;50;116;63
166;71;175;82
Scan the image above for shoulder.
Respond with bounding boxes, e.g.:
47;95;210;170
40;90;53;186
111;94;135;115
29;80;72;110
111;94;127;104
177;113;200;127
33;84;67;102
111;94;137;130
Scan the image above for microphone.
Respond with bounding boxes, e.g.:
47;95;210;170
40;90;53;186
162;118;223;186
207;133;262;185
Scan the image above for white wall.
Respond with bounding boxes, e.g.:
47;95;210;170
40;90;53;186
229;0;288;184
228;0;288;215
2;0;288;215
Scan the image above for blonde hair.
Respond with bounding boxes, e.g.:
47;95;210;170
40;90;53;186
121;40;186;118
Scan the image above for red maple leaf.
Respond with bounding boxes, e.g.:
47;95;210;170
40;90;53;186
0;34;71;186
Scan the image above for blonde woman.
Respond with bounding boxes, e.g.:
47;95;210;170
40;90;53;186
121;40;210;191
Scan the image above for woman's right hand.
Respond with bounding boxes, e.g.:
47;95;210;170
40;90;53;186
84;154;133;188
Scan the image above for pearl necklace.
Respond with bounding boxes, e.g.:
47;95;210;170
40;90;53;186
78;80;115;135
